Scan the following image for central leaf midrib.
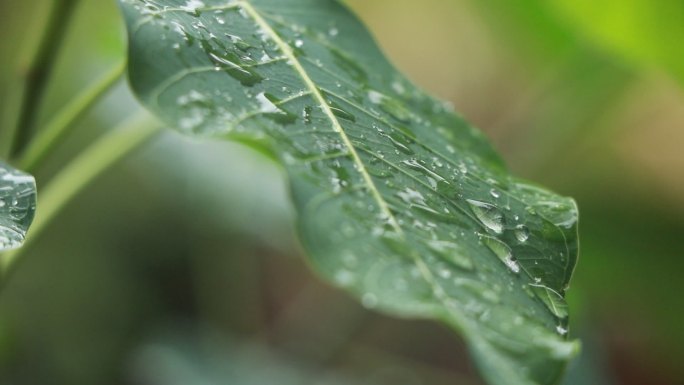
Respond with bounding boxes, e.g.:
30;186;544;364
237;1;401;231
235;0;456;311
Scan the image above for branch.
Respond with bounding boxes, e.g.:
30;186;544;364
9;0;81;158
19;60;126;171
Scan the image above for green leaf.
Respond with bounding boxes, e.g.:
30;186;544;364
0;161;36;251
119;1;580;384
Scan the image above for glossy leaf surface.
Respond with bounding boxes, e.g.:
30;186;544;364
120;1;580;384
0;161;36;251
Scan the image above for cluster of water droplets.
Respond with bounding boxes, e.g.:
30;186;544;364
370;147;574;335
0;163;37;251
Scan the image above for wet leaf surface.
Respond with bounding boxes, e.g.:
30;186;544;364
0;161;36;252
120;1;580;384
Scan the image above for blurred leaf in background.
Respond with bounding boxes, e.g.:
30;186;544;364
129;326;443;385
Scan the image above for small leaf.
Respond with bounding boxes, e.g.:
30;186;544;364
120;1;580;384
0;161;37;251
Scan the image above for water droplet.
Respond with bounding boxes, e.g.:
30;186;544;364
541;338;578;360
490;189;500;198
368;90;412;122
391;80;406;95
178;107;207;132
233;39;252;52
362;293;378;308
438;266;452;279
255;92;297;124
204;45;264;86
329;105;355;121
320;90;356;121
402;159;445;189
380;132;413;155
170;21;196;45
482;236;519;273
334;270;355;286
397;187;425;206
529;284;568;318
514;224;530;243
180;0;205;16
467;199;504;234
176;90;208;106
302;106;313;124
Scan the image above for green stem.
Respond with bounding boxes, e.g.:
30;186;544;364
19;60;126;172
0;78;27;158
1;113;160;277
9;0;81;158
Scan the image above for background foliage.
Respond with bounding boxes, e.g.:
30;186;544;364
0;0;682;384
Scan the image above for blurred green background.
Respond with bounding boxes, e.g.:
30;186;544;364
1;0;683;384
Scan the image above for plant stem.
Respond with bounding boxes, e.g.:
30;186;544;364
0;78;27;158
19;61;126;172
0;113;160;277
9;0;80;159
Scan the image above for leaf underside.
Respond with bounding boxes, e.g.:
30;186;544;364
120;1;580;384
0;161;37;252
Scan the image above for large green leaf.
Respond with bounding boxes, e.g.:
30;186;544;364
120;1;579;384
0;161;36;251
